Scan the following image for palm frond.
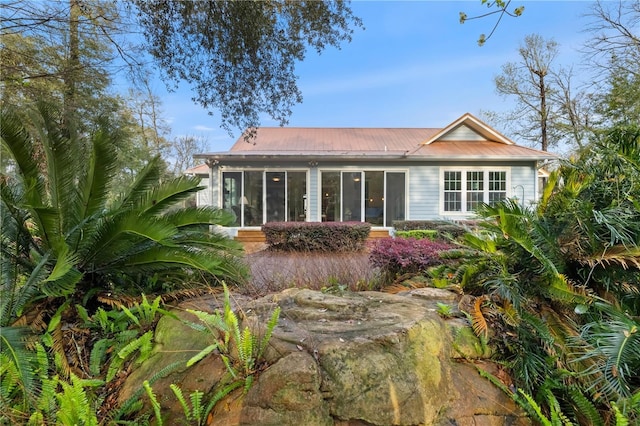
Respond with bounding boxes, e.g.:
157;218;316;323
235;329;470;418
576;314;640;400
471;296;489;340
581;245;640;270
112;155;163;211
0;326;37;403
138;175;205;215
0;107;45;205
81;121;118;216
162;206;236;229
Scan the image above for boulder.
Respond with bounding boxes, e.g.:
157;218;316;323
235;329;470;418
119;288;529;425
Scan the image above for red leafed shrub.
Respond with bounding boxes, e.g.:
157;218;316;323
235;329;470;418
369;237;454;283
262;221;371;252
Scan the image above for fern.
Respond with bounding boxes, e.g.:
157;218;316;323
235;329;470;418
89;338;111;376
612;401;629;426
190;389;204;425
109;361;184;423
107;331;154;381
567;386;604;426
186;344;219;368
169;383;207;425
180;283;281;422
517;389;553;426
170;383;192;421
55;373;101;426
143;380;163;426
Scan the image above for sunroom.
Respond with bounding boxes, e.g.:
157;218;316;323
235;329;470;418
188;113;556;239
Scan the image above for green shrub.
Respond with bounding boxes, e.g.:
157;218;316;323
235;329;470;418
392;220;470;239
395;229;437;240
262;222;371;252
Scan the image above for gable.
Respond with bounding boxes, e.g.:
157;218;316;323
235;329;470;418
422;113;514;146
437;124;486;142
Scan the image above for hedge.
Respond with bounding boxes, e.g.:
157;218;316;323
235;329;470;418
369;237;454;284
262;222;371;252
395;229;437;240
392;220;470;239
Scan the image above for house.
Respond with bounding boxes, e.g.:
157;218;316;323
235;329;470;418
188;113;556;239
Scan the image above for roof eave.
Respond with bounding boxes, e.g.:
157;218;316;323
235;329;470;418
194;153;557;164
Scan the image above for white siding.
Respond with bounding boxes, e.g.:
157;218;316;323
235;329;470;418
308;167;319;221
408;165;440;219
196;178;211;206
510;164;537;207
439;125;484;141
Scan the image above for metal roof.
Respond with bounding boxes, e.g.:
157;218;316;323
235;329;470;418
189;114;557;172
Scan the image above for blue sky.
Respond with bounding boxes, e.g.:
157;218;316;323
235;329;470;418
156;1;595;152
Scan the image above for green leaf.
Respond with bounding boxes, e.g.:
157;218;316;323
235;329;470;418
186;343;218;368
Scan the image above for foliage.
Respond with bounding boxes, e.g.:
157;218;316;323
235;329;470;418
184;283;280;386
395;229;437;240
140;283;281;424
0;103;246;327
262;221;371;252
452;125;640;424
0;294;172;424
131;0;362;134
369;237;454;285
392;220;469;239
435;302;454;318
459;0;525;46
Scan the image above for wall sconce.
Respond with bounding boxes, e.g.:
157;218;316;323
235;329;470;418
308;161;318;167
272;176;281;182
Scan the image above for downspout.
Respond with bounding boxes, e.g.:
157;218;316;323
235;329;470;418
534;161;539;202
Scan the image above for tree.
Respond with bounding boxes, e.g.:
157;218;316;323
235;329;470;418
490;34;562;151
169;135;207;176
582;0;640;80
0;0;136;126
131;0;362;134
459;0;525;46
582;1;640;128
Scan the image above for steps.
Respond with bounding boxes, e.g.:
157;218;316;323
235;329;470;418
234;228;391;243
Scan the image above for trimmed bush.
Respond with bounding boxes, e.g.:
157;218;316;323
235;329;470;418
392;220;470;239
395;229;437;240
262;222;371;252
369;237;454;284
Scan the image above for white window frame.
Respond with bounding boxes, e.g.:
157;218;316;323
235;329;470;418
219;168;309;226
439;167;511;216
318;168;409;226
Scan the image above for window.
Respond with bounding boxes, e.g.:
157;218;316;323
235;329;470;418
489;171;507;204
287;172;307;222
223;170;306;226
322;172;341;221
385;172;405;226
321;170;405;225
442;169;508;214
444;171;462;212
466;171;484;211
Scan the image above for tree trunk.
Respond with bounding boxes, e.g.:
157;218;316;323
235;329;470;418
538;70;548;152
64;0;80;136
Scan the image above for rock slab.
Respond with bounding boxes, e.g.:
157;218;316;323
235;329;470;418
120;288;530;425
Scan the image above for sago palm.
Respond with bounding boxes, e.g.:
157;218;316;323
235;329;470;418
0;103;246;328
454;125;640;424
